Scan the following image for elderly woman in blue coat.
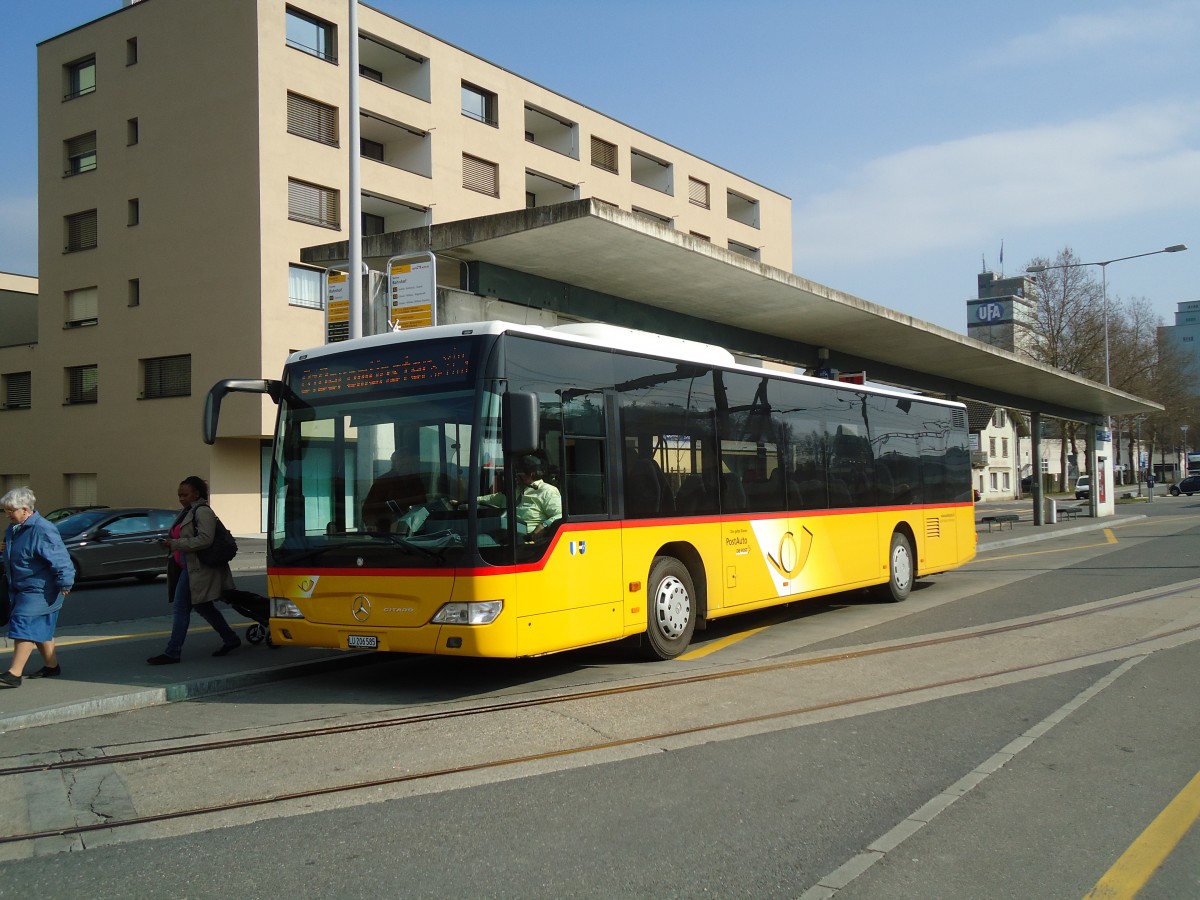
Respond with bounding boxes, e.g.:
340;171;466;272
2;487;75;687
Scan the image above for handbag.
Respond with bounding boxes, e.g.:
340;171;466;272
192;507;239;567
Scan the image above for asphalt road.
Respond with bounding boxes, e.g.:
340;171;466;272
3;504;1199;898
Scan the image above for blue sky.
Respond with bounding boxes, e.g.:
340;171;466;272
3;1;1196;333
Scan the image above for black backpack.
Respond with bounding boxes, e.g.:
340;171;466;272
193;505;238;566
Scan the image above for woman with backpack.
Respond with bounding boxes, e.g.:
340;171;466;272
147;475;241;665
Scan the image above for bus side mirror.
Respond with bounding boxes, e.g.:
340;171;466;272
503;391;539;456
204;379;284;445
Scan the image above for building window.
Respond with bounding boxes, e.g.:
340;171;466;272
631;149;673;194
990;472;998;491
590;136;618;174
727;190;760;228
2;372;31;410
65;287;99;328
127;117;139;146
989;436;997;456
360;64;383;82
1003;473;1011;490
289;264;324;309
728;240;759;260
128;278;141;307
461;81;498;126
285;7;336;62
1002;437;1009;458
287;92;338;146
992;409;1007;427
141;354;191;399
632;207;671;226
360;137;385;161
65;56;96;100
65;210;98;252
463;154;499;197
66;473;98;506
287;178;340;228
126;37;138;66
65;132;97;176
1;474;32;493
526;191;536;209
128;198;140;226
688;177;710;209
66;365;98;405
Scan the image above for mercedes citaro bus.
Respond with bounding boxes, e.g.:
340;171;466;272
204;321;976;660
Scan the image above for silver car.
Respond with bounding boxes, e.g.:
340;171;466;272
55;507;178;582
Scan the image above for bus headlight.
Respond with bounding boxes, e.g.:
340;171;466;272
270;597;305;619
431;600;503;625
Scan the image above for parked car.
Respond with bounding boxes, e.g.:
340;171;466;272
1020;475;1034;494
55;507;178;582
1169;475;1200;496
44;505;109;523
1075;475;1090;500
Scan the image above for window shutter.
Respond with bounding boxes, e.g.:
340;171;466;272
3;372;31;409
66;132;97;173
66;210;98;251
287;93;338;145
288;179;340;227
688;177;710;209
143;355;191;399
67;365;98;404
591;137;618;173
65;287;98;327
462;154;499;196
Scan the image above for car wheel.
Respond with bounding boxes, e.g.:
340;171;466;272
1170;486;1180;496
69;555;84;580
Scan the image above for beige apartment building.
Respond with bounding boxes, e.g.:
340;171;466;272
1;0;791;532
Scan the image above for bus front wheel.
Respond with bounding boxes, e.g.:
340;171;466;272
879;531;914;603
643;556;697;660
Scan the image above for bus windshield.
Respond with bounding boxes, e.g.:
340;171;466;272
269;385;483;568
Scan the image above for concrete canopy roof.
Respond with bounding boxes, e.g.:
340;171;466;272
302;199;1161;424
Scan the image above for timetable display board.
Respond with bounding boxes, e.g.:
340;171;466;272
325;270;351;343
387;252;436;331
289;338;477;402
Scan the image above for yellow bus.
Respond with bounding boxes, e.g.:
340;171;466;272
205;321;976;660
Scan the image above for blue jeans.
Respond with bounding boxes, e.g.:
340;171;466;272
164;567;239;659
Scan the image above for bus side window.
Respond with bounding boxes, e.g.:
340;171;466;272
566;437;607;516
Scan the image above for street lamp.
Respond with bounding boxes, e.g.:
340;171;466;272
1026;244;1187;395
1027;244;1187;501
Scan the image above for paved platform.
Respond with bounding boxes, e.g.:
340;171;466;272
0;509;1146;733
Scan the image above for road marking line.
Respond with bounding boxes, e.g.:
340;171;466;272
677;624;773;660
800;655;1147;899
51;622;252;648
1083;768;1200;899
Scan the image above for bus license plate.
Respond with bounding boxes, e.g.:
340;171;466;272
347;635;378;649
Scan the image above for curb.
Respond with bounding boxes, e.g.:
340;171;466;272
0;651;377;734
977;514;1146;552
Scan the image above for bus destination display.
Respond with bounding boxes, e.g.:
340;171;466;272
291;340;475;400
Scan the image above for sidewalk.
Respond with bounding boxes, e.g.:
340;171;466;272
1;510;1144;733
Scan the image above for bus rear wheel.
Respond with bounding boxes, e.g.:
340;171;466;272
879;531;914;603
643;556;696;660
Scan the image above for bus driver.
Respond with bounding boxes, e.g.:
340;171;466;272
479;454;561;537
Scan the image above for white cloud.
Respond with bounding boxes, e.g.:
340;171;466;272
0;195;37;276
791;102;1200;267
977;1;1200;65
